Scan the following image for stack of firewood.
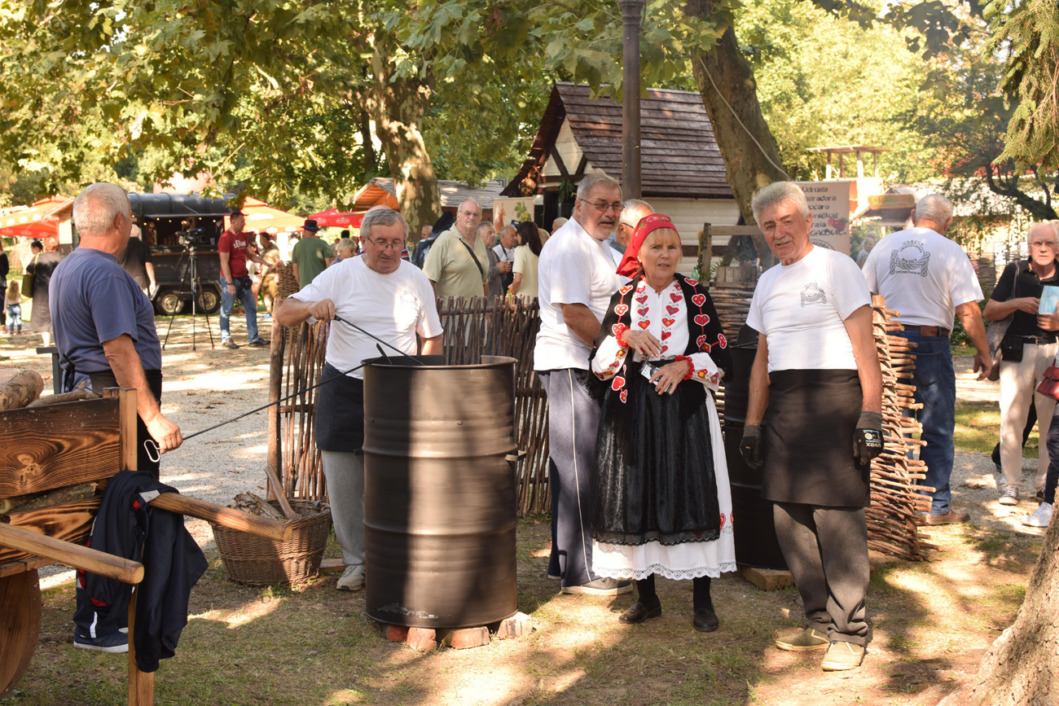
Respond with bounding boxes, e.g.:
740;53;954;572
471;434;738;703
867;294;936;560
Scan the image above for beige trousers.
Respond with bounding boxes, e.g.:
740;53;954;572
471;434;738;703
999;342;1058;492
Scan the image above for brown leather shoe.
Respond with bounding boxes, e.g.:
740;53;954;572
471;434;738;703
923;510;970;526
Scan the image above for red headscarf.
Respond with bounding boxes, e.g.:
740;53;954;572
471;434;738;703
616;213;676;278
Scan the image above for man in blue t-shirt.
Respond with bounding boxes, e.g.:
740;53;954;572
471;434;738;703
52;182;185;655
52;183;182;470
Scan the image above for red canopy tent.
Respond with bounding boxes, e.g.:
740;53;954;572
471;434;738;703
0;196;73;238
308;208;365;229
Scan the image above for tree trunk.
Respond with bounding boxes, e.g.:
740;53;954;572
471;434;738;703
685;0;786;263
951;514;1059;704
367;40;440;243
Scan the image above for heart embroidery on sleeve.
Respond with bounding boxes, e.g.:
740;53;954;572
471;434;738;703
685;278;699;287
719;512;726;529
637;307;649;317
619;284;634;295
718;333;728;348
662;318;675;327
620;389;628;403
660;345;668;353
611;376;626;391
615;304;629;317
694;314;710;326
670;292;682;302
636;294;648;304
691;293;706;307
638;320;651;329
666;305;679;315
661;331;672;340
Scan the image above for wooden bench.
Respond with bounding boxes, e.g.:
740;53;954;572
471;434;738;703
0;388;293;704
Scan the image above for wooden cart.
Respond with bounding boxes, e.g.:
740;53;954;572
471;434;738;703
0;388;293;704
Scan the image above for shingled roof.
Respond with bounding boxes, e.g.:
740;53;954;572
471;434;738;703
502;82;733;199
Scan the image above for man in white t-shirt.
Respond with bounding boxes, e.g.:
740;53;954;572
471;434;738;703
276;207;444;592
534;172;631;597
492;224;517;290
741;181;882;672
862;195;991;525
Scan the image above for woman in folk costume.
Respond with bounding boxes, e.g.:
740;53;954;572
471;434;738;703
589;213;736;631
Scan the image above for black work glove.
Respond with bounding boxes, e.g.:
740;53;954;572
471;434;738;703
740;425;764;470
853;411;884;466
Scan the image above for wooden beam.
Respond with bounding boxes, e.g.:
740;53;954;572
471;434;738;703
0;523;143;584
149;493;293;542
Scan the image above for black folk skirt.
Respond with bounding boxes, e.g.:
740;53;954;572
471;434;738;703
761;368;869;508
592;365;721;546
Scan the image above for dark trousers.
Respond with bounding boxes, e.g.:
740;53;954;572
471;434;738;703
87;370;163;477
540;369;600;588
773;502;870;646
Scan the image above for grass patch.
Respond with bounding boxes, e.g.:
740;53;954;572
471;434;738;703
954;400;1038;458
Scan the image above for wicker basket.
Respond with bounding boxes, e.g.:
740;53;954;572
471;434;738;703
212;499;332;586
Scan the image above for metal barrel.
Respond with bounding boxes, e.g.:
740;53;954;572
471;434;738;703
723;331;788;571
362;355;519;628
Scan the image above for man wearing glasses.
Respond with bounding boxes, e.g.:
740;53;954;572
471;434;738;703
863;194;992;525
276;207;444;592
423;199;489;300
984;222;1059;512
535;172;632;596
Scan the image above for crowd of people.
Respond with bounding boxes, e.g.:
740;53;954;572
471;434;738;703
8;175;1053;673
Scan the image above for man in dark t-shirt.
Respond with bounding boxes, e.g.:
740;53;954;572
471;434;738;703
52;182;183;654
984;221;1059;506
117;222;156;296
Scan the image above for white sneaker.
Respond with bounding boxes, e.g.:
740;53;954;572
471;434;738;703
1023;502;1053;528
999;485;1020;506
337;564;365;591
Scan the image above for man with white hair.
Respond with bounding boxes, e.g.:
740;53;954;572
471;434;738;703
984;221;1059;508
423;199;489;299
535;172;632;597
607;199;654;267
276;207;443;592
862;194;991;525
52;182;183;653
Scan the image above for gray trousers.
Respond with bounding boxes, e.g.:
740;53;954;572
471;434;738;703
773;502;869;646
320;450;365;567
540;369;600;588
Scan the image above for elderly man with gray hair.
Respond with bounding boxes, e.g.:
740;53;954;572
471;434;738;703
741;181;881;671
535;171;632;597
276;207;444;592
607;198;654;266
985;221;1059;512
53;182;185;654
862;193;991;525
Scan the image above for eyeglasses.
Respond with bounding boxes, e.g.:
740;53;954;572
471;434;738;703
580;199;623;214
368;239;404;251
1031;241;1057;249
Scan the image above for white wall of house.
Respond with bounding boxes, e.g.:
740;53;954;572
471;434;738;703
543;121;588;179
648;197;741;273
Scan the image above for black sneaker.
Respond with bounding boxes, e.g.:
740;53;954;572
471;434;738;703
247;338;268;348
222;339;239;350
74;630;128;653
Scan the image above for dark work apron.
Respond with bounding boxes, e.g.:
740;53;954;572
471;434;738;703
761;369;868;508
314;363;365;453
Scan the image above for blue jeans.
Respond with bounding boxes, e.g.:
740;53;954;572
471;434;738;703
219;277;259;343
898;331;956;514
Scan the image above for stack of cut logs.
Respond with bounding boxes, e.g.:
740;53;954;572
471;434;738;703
868;294;936;560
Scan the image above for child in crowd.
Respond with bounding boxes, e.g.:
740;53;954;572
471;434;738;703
5;279;21;334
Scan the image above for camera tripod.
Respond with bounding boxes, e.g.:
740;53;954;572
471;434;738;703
161;245;216;352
